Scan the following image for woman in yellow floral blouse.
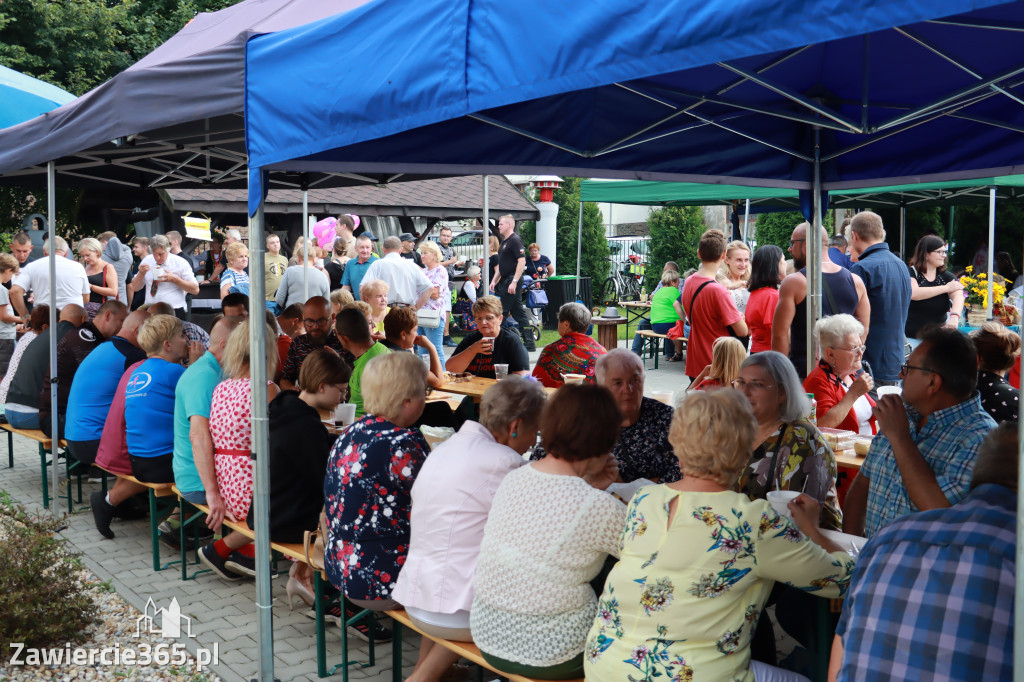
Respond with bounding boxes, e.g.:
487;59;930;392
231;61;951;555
584;389;855;682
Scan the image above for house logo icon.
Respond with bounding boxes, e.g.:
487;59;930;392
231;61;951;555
135;597;194;639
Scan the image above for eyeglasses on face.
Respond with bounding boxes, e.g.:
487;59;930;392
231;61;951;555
900;362;940;377
303;317;331;327
789;239;806;246
731;378;776;391
835;344;866;354
931;249;949;255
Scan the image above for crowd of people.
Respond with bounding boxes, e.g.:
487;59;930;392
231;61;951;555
0;207;1017;682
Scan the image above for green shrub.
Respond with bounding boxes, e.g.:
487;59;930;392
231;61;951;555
0;496;98;649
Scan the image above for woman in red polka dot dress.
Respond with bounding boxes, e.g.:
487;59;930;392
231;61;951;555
198;316;281;580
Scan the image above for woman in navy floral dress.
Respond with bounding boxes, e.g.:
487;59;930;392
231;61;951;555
324;351;430;608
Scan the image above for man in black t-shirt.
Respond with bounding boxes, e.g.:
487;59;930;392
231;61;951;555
488;215;535;351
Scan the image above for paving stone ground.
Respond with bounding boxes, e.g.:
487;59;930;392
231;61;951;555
0;339;689;682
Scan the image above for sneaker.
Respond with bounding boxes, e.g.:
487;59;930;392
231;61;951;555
157;518;175;535
302;604;393;643
199;543;245;581
90;491;116;539
224;550;257;578
443;336;458;348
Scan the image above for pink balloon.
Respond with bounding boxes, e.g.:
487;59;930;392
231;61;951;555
313;217;338;249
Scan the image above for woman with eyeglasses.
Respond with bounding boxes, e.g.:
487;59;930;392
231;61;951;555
803;314;877;435
906;235;964;350
732;351;842;530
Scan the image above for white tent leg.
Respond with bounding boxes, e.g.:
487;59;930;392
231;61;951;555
248;178;275;682
987;187;995;320
576;201;583;301
742;199;751;243
47;161;58;508
806;130;823;378
482;176;490;294
302;189;309;303
899;199;906;259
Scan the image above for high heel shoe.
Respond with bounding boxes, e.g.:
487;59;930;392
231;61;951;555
286;570;315;610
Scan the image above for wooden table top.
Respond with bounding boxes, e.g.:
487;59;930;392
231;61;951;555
834;450;864;471
593;316;627;324
619;300;652;309
440;375;558;399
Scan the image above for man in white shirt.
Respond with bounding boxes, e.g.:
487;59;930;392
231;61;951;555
10;235;89;316
362;236;433;309
129;234;199;318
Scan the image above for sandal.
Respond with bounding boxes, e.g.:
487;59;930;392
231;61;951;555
667;354;683;362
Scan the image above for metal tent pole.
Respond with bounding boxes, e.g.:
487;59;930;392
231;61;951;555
988;187;996;319
1017;249;1024;682
806;129;823;378
899;199;907;259
47;161;58;508
248;176;275;682
482;176;490;294
302;188;309;303
576;201;583;300
742;198;751;243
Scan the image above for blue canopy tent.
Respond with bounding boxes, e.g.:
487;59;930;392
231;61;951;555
243;1;1024;679
0;65;74;129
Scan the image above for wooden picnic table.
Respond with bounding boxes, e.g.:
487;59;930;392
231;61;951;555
834;449;864;472
440;375;558;401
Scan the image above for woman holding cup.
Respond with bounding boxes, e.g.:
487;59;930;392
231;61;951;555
732;351;842;530
446;296;529;379
802;314;877;435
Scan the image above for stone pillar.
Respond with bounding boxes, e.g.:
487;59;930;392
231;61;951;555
536;201;559;271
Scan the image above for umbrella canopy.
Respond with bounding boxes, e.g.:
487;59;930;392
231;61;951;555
0;65;74;129
244;0;1023;213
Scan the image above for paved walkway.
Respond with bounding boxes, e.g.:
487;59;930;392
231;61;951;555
0;339;689;682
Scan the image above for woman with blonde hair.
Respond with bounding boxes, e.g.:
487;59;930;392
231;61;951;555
219;241;250;300
690;336;747;391
718;240;752;313
358;278;390;339
970;322;1021;422
77;237;118;307
198;317;280;580
585;389;854;682
329;287;355;315
418;240;450;362
488;234;500;283
324;352;429;610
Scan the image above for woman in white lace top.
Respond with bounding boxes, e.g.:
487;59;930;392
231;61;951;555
471;383;627;680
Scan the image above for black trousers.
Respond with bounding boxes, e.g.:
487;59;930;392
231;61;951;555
497;276;534;348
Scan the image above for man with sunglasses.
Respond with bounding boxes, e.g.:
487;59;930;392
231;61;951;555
277;296;351;391
843;326;996;538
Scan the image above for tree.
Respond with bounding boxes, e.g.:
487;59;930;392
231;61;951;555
645;205;706;290
551;177;609;284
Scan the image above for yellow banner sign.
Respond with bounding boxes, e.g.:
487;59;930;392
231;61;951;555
183;216;211;241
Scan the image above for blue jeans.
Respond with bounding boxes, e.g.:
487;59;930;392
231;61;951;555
416;322;446;365
5;409;39;430
180;490;207;505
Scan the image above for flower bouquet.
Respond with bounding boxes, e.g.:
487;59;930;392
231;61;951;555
960;267;1008;326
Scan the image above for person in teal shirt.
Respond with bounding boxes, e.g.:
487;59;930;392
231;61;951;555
335;307;391;417
340;235;379;301
172;316;244;520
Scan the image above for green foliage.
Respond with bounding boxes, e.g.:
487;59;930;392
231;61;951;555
550;177;610;284
754;211;805;251
0;498;98;649
948;203;1024;273
869;206;944;260
0;0;239;96
644;205;706;290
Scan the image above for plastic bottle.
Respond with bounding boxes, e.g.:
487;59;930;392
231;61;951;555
640;285;648;302
806;393;817;425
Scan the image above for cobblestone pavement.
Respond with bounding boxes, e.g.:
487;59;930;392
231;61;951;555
0;341;687;682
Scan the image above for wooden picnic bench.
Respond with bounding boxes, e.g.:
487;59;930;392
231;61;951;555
635;329;687;370
93;466;177;571
1;424;73;511
385;608;584;682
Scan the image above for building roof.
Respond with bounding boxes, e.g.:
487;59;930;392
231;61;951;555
166;175;537;220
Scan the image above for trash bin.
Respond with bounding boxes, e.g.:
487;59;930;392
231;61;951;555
542;276;591;329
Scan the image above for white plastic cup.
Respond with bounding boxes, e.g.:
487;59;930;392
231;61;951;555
652;390;674;405
333;403;356;427
494;364;509;381
766;490;801;518
876;385;902;398
563;373;586;384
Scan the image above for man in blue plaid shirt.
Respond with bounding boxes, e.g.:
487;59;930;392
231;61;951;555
831;422;1015;681
844;326;996;537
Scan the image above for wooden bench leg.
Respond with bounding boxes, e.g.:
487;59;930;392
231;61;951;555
6;429;12;468
338;602;376;680
316;571;328;678
176;498;210;581
148;491;181;573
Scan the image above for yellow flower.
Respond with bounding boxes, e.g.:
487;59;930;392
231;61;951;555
966;266;974;273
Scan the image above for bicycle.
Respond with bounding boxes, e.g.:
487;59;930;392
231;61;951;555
599;256;643;305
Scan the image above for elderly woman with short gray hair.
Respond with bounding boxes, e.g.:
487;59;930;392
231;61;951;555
393;377;547;681
531;302;607;387
803;314;877;435
733;350;842;530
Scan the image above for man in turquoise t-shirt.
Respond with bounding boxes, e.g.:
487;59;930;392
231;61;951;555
172;316;243;528
339;235;379;301
336;308;390;417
